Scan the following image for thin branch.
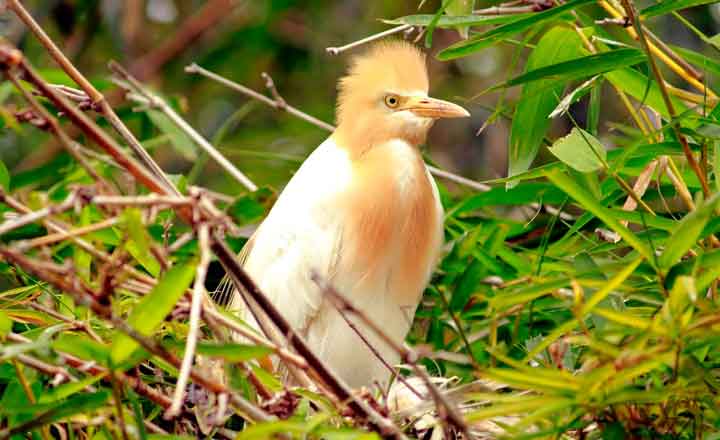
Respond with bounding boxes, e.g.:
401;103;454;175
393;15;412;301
15;217;119;251
0;192;77;236
5;73;109;189
202;305;309;370
28;302;103;343
311;275;474;440
110;62;258;192
186;63;335;132
618;0;711;197
166;224;210;419
326;25;413;55
5;0;179;195
185;63;492;194
92;194;194;207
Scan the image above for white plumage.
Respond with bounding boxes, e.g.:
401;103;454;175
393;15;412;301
229;137;443;388
226;40;468;388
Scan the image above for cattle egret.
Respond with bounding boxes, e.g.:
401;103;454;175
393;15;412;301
227;40;470;388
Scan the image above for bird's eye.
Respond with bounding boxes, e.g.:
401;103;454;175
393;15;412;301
384;94;399;108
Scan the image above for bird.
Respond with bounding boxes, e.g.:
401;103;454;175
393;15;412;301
225;40;470;389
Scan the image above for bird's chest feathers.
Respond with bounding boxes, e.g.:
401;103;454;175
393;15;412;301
336;140;442;300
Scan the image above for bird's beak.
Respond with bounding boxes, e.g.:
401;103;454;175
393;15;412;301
401;96;470;119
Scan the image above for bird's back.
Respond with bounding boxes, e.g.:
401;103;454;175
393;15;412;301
229;136;443;388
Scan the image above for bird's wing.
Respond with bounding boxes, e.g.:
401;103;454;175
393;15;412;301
212;234;256;307
228;137;352;336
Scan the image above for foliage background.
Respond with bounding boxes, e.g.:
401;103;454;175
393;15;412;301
3;0;720;439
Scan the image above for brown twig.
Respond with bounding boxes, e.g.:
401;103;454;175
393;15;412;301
110;62;258;192
166;224;210;419
311;275;474;439
0;247;272;423
0;192;78;236
5;0;179;195
618;0;710;197
326;25;413;55
186;63;336;132
1;41;405;438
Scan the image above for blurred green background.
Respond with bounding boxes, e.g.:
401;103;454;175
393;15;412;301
1;0;719;195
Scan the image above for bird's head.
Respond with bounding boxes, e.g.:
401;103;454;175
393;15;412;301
335;40;469;156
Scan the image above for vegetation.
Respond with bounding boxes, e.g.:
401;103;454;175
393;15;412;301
2;0;720;438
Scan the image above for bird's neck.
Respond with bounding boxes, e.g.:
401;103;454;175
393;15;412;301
333;118;432;159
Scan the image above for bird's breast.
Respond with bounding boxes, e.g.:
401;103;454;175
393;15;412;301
335;139;443;304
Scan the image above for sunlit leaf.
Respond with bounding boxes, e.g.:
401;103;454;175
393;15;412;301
110;261;196;366
497;48;644;89
437;0;594;60
641;0;717;18
508;26;584;180
658;193;720;270
548;127;607;173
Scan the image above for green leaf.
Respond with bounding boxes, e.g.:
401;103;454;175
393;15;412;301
448;182;566;215
0;159;9;190
110;261;196;366
450;259;484;311
38;375;104;403
147;109;196;160
5;391;110;436
550;76;599;119
437;0;594;60
497;48;645;89
0;310;11;336
548;127;607;173
544;168;653;262
194;342;272;362
508;26;585;179
383;14;530;28
52;333;110;366
658;193;720;270
671;45;720;78
122;208;161;277
641;0;717;18
604;67;687;120
443;0;476;38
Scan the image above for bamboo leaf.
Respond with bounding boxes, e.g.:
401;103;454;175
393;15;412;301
0;159;9;190
544;168;654;261
641;0;718;18
383;14;528;28
605;67;687;120
122;209;161;277
110;261;196;366
194;342;272;362
147;109;196;160
507;26;585;180
437;0;594;60
443;0;476;38
658;193;720;270
497;48;645;89
548;127;607;173
5;391;109;436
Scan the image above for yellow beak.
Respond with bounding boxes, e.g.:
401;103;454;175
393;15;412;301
401;96;470;119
